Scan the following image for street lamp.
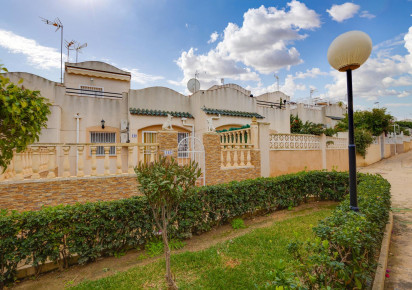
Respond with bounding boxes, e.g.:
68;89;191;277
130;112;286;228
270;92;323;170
327;31;372;212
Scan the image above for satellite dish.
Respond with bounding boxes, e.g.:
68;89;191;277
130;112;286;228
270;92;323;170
187;78;200;93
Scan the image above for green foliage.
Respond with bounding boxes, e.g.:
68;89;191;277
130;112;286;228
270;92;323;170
335;108;391;156
290;115;335;136
288;174;391;288
0;171;352;285
395;120;412;129
145;238;186;258
135;156;201;288
335;108;393;136
0;67;51;171
354;128;374;158
231;218;246;230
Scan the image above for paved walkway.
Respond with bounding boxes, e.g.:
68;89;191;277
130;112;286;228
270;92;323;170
359;150;412;289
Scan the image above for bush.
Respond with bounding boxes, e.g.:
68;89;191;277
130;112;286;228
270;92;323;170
0;171;352;286
288;174;391;288
355;128;374;158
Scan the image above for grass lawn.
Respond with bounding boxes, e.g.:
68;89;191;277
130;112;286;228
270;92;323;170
72;207;335;289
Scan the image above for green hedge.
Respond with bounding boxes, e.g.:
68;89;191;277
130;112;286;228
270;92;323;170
1;171;351;286
287;173;391;288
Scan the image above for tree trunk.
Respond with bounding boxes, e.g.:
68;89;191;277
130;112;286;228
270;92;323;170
162;208;178;289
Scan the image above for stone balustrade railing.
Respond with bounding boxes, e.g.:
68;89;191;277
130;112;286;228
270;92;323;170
220;145;254;169
326;136;348;150
219;128;252;146
0;143;159;182
269;133;321;150
218;128;254;169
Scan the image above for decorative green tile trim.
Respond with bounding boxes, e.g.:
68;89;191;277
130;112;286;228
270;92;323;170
129;108;194;118
202;107;264;119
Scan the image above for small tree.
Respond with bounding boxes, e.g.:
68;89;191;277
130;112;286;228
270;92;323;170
135;156;201;289
0;66;51;171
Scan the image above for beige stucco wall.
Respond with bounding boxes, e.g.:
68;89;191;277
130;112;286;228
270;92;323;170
326;150;349;171
384;144;392;158
257;106;290;133
290;103;325;124
356;143;381;167
4;72;61;104
269;150;323;177
128;87;190;113
255;91;290;103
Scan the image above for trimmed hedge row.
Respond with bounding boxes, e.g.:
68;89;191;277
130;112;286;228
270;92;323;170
288;173;391;288
1;171;350;286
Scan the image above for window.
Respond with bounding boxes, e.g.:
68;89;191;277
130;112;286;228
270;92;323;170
178;132;190;158
80;85;104;97
90;132;116;156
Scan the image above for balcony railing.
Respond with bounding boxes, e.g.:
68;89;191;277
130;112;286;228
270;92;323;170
65;88;123;99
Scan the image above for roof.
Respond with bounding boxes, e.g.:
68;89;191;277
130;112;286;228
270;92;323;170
202;107;264;119
129;108;194;118
326;115;344;120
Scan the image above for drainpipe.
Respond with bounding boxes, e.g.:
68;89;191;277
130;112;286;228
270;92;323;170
74;113;81;173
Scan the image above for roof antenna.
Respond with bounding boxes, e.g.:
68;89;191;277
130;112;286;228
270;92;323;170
274;74;279;91
75;42;87;63
41;17;63;83
65;40;76;62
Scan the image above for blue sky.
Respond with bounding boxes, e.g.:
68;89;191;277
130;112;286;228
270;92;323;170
0;0;411;119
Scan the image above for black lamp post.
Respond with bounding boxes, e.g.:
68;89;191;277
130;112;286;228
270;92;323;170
327;31;372;212
101;119;105;129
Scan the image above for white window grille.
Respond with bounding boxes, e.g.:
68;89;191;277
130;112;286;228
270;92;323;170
178;132;190;158
90;132;116;156
80;85;104;97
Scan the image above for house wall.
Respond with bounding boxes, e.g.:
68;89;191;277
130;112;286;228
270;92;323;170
257;106;290;133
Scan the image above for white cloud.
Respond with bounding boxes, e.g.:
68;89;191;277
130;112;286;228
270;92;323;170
326;3;360;22
207;31;219;44
0;29;63;69
384;103;412;107
360;10;376;19
122;68;164;85
247;67;326;97
176;1;321;88
325;27;412;101
216;1;321;74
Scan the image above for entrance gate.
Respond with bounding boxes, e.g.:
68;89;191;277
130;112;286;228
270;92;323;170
177;136;205;186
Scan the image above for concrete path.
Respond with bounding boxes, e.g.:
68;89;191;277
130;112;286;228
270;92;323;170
359;150;412;289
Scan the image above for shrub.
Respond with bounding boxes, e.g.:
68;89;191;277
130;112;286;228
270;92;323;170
355;128;374;157
288;174;391;288
0;171;352;286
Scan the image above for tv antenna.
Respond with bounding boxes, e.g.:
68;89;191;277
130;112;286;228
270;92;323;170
274;74;280;91
65;40;76;62
75;42;87;63
310;88;317;99
41;17;63;83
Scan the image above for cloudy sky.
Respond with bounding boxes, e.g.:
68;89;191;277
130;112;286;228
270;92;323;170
0;0;411;119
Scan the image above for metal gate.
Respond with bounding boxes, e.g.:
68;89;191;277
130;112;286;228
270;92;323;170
177;136;205;186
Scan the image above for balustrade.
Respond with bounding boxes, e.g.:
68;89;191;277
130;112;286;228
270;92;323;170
218;128;254;169
269;133;321;150
0;142;159;182
220;144;254;168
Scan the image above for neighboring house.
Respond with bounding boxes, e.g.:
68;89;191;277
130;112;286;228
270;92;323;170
290;101;346;128
5;61;292;148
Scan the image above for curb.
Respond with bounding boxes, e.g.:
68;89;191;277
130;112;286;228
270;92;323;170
372;212;393;290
